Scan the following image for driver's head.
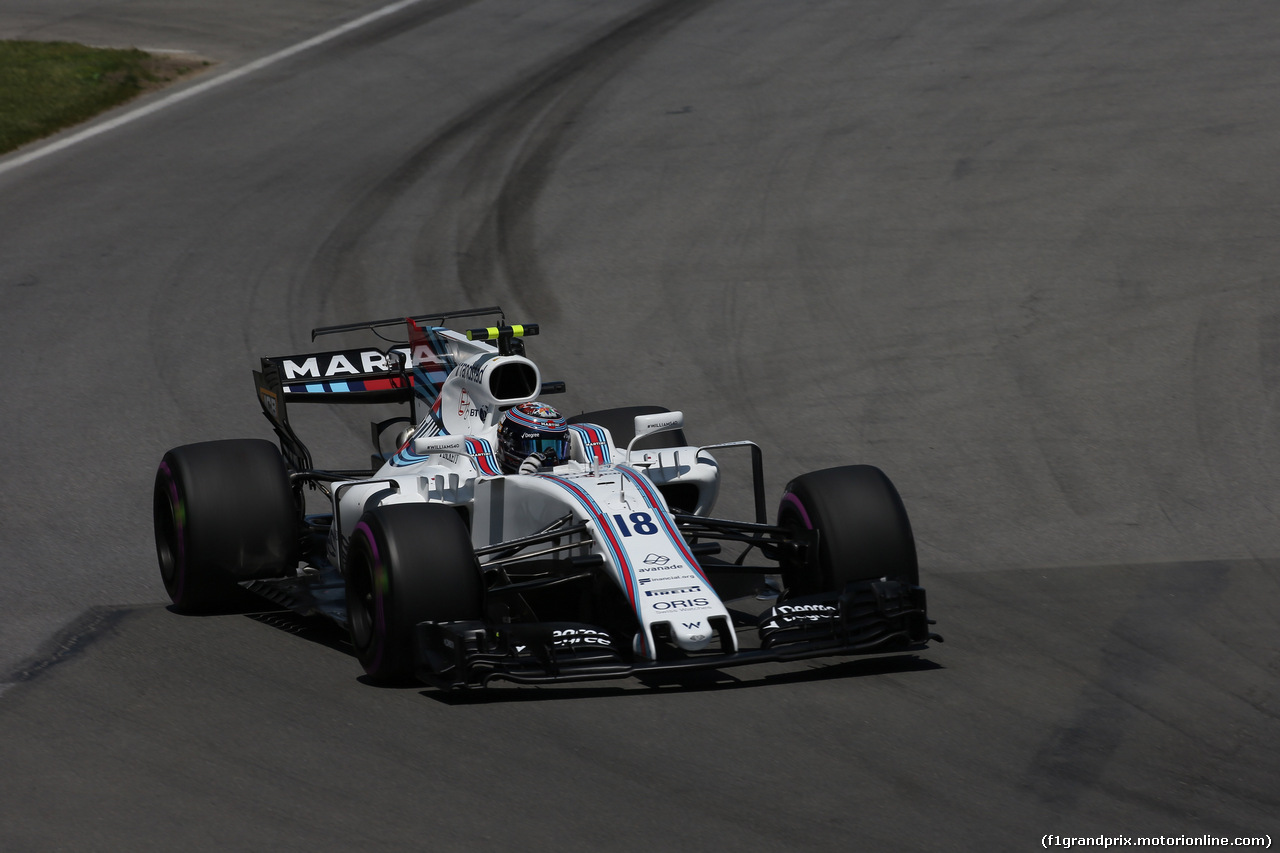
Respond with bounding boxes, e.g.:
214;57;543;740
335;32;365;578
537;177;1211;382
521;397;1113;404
497;401;569;474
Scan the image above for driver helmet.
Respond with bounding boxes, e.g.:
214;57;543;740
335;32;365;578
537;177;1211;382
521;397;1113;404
498;401;569;474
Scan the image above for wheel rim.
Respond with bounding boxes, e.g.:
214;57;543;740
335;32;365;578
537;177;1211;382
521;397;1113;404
350;586;374;653
154;466;184;591
348;550;374;652
778;493;824;594
347;525;385;671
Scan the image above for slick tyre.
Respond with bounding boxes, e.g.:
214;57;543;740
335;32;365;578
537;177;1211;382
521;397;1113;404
153;439;299;613
777;465;918;596
345;504;482;682
569;405;688;451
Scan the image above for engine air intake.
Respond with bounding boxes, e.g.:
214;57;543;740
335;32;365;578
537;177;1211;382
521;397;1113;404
489;362;538;401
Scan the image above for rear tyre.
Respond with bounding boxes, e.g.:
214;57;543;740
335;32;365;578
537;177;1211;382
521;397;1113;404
568;405;688;451
153;439;299;613
777;465;918;596
345;504;482;682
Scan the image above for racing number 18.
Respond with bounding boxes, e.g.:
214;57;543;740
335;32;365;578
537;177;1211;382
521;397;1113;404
613;512;658;537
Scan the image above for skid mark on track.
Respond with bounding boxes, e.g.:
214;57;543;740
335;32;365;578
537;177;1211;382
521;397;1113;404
307;0;719;321
1019;559;1280;816
1;606;137;696
455;0;720;318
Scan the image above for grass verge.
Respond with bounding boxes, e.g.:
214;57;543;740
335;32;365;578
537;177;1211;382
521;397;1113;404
0;40;210;155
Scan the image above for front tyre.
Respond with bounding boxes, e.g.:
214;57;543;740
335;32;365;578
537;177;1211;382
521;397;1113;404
153;439;299;613
777;465;918;596
345;504;482;682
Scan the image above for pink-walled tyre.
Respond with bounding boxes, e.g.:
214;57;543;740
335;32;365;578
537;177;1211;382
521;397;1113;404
777;465;918;596
153;439;299;612
345;503;481;682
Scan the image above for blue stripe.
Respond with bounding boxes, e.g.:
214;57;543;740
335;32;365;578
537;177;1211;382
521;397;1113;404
618;467;710;586
538;474;647;657
465;438;502;476
569;425;611;464
409;325;458;407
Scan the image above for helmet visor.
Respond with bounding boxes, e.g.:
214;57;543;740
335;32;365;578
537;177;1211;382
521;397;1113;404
517;435;568;464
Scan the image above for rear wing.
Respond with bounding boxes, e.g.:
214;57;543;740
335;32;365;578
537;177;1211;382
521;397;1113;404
252;307;562;475
260;344;416;402
253;352;407;473
253;321;473;472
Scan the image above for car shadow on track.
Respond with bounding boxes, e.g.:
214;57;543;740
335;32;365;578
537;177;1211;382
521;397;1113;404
238;608;355;656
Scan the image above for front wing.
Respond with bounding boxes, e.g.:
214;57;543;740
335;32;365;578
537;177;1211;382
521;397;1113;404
415;577;938;688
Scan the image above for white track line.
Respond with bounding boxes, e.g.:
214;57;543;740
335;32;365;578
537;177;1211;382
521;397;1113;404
0;0;430;177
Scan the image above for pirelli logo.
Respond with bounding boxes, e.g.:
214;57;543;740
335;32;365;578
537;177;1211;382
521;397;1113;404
644;585;702;597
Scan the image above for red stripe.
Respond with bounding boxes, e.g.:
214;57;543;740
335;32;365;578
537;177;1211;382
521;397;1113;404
465;439;501;476
543;476;637;609
620;468;709;586
589;427;607;463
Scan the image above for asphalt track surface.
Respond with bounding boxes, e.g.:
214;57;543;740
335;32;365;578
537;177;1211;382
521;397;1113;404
2;1;1278;850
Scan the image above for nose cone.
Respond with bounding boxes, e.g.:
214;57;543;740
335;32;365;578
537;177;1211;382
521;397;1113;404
670;618;713;652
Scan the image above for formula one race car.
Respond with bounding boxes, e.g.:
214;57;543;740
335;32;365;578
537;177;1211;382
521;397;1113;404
153;307;940;687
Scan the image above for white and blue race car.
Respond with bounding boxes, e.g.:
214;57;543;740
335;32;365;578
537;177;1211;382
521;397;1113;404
153;307;939;687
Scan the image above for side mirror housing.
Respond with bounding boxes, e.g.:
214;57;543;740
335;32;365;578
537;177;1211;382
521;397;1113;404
627;411;685;460
633;411;684;438
412;435;467;456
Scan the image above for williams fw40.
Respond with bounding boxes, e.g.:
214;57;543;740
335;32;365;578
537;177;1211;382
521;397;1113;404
153;307;941;688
